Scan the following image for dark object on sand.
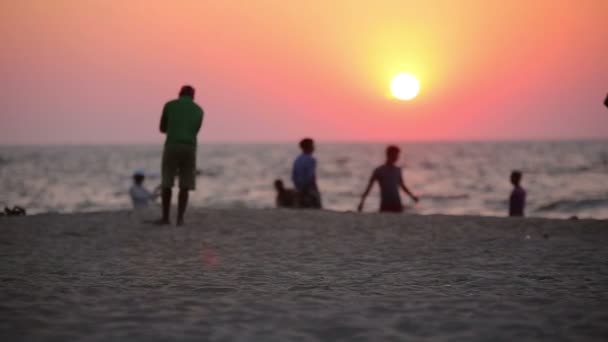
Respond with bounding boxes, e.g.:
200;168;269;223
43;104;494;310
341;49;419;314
4;206;26;216
274;179;299;208
569;215;579;220
298;191;322;209
543;233;550;239
604;93;608;108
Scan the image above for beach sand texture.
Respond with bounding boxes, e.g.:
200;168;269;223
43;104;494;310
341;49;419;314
1;209;607;341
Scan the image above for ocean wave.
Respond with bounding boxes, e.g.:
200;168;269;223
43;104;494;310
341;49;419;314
195;167;223;178
334;157;350;165
536;197;608;212
419;160;438;170
2;142;608;219
422;194;470;201
536;162;608;175
322;171;353;178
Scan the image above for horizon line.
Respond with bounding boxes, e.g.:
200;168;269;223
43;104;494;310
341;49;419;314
1;136;607;146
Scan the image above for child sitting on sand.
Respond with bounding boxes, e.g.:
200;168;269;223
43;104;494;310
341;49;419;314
358;145;419;213
129;170;160;210
509;170;526;217
274;179;298;208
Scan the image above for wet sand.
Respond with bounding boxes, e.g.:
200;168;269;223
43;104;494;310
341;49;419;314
1;209;607;341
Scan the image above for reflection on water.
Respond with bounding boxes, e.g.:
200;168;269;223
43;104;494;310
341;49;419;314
1;141;607;218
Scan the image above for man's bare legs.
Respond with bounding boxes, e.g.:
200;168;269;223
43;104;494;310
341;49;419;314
177;189;189;226
160;188;172;225
158;187;188;226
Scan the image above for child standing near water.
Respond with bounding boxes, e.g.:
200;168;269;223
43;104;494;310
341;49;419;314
358;145;419;213
509;170;526;217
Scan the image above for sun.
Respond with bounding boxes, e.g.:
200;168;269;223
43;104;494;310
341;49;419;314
390;73;420;101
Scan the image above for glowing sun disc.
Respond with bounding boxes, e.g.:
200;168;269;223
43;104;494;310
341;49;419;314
390;73;420;101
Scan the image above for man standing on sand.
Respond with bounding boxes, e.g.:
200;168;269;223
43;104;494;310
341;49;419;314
358;145;419;213
158;85;204;226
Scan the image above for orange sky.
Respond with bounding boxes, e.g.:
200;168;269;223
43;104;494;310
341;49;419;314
1;0;607;143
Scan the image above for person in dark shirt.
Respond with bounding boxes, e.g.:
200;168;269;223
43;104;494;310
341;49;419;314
509;170;527;217
274;179;298;208
358;145;419;213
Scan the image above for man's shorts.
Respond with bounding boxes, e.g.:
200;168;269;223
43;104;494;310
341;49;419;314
161;144;197;190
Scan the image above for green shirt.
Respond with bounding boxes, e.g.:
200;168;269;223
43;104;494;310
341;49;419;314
160;96;204;146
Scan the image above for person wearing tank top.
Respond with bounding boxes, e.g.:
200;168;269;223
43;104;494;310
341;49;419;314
358;145;419;213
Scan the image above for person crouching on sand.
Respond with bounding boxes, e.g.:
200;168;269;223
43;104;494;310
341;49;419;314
274;179;298;208
509;170;526;217
129;169;160;210
358;145;419;213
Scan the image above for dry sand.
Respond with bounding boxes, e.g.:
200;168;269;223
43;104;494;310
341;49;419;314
1;208;607;341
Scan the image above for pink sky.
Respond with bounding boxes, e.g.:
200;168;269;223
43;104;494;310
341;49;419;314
1;0;607;144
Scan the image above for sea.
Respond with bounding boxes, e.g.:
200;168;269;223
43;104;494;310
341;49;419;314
1;140;607;219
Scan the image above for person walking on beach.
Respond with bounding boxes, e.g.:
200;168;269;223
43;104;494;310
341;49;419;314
358;145;419;213
509;170;526;217
158;85;204;226
292;138;322;208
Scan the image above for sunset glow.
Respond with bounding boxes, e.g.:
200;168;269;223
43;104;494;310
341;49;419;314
0;1;607;143
391;74;420;101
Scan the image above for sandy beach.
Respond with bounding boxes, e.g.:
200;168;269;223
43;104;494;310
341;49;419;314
1;208;607;341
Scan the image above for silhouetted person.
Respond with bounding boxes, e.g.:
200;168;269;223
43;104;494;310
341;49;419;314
129;169;160;209
509;170;526;217
604;93;608;108
358;145;419;213
292;138;322;208
158;85;204;226
274;179;298;208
